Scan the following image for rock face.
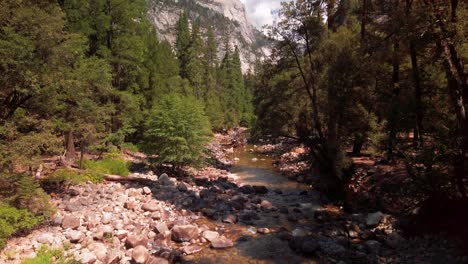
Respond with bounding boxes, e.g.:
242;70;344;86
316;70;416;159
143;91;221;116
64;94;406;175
148;0;271;72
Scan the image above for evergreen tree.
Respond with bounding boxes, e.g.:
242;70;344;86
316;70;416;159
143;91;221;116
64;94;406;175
143;94;211;167
175;11;191;79
202;26;224;129
187;24;204;99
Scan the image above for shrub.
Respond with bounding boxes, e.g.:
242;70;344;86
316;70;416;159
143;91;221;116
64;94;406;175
0;203;42;249
143;94;212;167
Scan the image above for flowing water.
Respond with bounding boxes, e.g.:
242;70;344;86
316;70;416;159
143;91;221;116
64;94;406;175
228;145;309;192
185;145;319;264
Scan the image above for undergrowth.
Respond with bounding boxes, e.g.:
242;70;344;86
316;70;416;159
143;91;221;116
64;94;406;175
22;245;78;264
0;203;43;249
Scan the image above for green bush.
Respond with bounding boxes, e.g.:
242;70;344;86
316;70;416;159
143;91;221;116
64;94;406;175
0;203;42;249
143;94;212;167
22;245;77;264
84;157;130;176
14;175;55;217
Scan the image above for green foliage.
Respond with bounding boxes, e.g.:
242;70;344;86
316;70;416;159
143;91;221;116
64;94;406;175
14;175;55;218
120;143;141;153
48;169;103;185
23;245;76;264
176;12;191;79
143;94;212;166
0;203;43;249
84;157;130;177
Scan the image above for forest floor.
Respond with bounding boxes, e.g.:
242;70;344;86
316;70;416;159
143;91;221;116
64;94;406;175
0;130;466;263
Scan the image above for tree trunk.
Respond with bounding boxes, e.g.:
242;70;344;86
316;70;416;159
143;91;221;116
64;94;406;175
361;0;367;42
327;0;336;31
387;40;400;160
79;142;86;170
410;41;424;148
65;131;76;165
352;134;364;155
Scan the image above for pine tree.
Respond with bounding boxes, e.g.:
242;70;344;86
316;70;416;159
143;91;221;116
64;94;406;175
176;11;191;79
187;24;204;99
202;26;224;129
230;46;245;123
143;94;211;167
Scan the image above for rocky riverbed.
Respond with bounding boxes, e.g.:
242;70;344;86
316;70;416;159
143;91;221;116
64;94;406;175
0;130;465;263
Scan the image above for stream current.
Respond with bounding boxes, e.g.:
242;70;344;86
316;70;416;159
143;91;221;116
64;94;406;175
185;145;319;263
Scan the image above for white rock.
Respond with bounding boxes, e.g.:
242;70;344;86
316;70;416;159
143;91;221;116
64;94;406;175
132;245;149;264
35;233;55;245
101;225;114;235
65;230;84;243
202;231;219;242
143;187;152;195
80;252;96;264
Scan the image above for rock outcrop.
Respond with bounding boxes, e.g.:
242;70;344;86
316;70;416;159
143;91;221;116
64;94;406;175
148;0;271;72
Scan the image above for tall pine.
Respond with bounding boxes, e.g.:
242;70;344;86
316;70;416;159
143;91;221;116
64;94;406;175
175;12;191;79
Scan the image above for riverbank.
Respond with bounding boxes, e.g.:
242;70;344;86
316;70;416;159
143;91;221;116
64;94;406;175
249;132;467;263
1;130;465;263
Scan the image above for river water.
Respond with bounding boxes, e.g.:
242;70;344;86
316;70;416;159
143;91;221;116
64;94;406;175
185;145;319;264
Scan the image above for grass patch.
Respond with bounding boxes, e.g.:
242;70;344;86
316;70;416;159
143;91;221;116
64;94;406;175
22;245;77;264
0;203;43;249
48;169;103;185
84;157;130;176
120;142;141;153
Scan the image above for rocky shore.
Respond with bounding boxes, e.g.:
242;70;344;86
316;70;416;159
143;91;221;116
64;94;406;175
0;130;465;263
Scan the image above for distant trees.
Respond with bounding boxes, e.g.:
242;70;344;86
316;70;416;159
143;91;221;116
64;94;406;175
174;12;254;130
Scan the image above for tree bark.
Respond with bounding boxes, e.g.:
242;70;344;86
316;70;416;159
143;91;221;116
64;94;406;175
410;41;424;147
65;131;76;165
361;0;368;42
387;40;400;160
352;134;364;155
79;142;86;170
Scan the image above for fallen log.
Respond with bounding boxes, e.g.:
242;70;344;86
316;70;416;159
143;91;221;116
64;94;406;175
103;174;155;185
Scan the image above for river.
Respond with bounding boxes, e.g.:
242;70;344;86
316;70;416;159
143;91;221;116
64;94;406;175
185;145;320;263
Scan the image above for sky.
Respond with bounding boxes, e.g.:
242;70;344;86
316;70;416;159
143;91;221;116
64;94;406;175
240;0;284;29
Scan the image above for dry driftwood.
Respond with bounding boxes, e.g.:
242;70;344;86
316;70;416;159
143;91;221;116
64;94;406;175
103;174;155;185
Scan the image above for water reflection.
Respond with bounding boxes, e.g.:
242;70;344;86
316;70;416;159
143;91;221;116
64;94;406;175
228;145;309;192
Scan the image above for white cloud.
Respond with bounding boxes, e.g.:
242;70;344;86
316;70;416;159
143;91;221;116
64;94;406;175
242;0;285;29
